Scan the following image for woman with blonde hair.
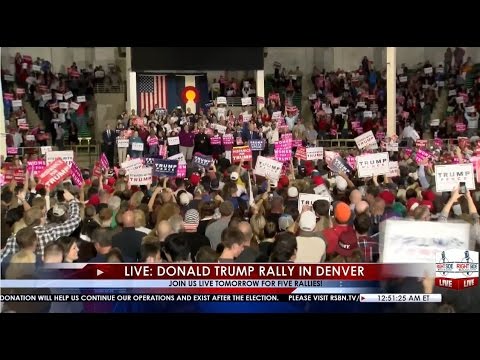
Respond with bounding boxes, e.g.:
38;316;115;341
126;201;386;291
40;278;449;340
5;250;36;279
250;214;266;245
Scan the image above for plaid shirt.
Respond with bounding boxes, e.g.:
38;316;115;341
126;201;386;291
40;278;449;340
357;235;379;263
1;201;81;261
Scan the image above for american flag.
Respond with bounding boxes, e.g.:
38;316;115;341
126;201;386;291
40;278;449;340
137;74;167;113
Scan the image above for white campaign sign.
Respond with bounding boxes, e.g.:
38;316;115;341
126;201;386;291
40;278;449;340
59;102;69;109
216;97;227;105
17;118;27;125
424;67;433;74
306;147;324;160
356;152;389;178
41;146;52;155
129;167;152;185
168;153;186;163
70;102;80;110
387;161;400;177
308;94;317;100
448;89;457;96
272;111;282;120
64;91;73;100
132;142;144;151
167;136;180;146
386;142;399;152
297;193;330;213
42;93;52;101
56;93;64;100
354;130;378;150
241;97;252;106
466;106;475;113
456;96;464;104
363;111;373;118
254;156;283;182
117;139;129;148
399;76;408;83
46;150;74;167
430;119;440;126
382;220;470;263
76;96;86;103
434;163;475;192
12;100;23;107
121;158;143;174
214;124;227;134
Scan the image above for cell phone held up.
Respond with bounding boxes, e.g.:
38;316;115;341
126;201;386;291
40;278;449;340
459;182;466;194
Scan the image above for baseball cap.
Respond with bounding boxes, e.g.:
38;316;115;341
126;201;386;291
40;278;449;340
287;186;299;198
277;175;289;189
406;198;420;212
184;209;200;231
298;211;317;232
379;190;395;206
210;178;220;191
190;172;201;186
230;172;239;181
334;202;351;224
52;204;67;217
336;231;359;257
178;191;190;206
278;214;294;231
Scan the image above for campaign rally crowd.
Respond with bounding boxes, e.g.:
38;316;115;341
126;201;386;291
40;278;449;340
1;48;480;313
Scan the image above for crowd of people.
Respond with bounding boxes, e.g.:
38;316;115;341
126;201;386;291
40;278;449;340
2;53;108;151
1;48;480;313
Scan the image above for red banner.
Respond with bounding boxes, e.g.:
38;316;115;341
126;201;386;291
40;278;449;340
232;146;252;162
38;158;71;188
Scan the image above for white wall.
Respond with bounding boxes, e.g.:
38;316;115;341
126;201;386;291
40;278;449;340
264;47;314;75
333;47;374;71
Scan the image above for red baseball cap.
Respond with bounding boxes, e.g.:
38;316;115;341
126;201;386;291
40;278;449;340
406;198;420;212
379;190;395;206
277;175;289;189
190;172;201;186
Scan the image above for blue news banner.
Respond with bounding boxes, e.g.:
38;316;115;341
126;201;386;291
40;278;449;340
0;280;383;313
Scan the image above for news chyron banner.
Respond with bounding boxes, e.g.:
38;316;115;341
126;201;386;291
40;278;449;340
2;262;474;313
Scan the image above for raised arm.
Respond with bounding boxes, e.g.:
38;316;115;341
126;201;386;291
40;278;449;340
52;190;82;239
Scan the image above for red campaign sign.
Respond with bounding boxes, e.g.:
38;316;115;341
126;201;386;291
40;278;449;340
3;93;14;101
23;55;32;62
70;70;81;78
176;163;187;178
456;123;466;132
292;139;303;147
93;162;102;178
27;160;46;176
158;145;167;158
295;146;307;161
70;161;84;186
38;158;71;189
415;140;427;148
13;169;25;183
4;168;25;183
232;146;252;162
222;134;234;146
210;136;222;145
7;147;18;155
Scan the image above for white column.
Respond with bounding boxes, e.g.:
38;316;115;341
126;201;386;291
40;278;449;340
0;47;6;158
386;47;397;137
256;70;265;111
126;47;137;114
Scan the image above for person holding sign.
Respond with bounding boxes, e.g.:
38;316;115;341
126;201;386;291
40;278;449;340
129;130;144;159
179;125;195;161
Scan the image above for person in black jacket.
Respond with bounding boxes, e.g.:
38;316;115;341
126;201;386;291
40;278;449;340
111;211;144;262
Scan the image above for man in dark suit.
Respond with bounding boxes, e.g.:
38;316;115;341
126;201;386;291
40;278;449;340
102;124;116;166
242;121;262;166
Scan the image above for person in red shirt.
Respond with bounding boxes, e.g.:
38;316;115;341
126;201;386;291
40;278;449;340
322;202;354;255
